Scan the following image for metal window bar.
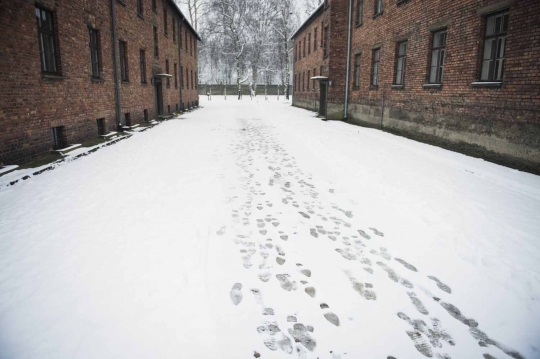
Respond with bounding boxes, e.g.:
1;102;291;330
89;29;100;78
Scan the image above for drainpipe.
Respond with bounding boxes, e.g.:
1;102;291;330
343;0;353;119
110;0;122;129
178;18;184;111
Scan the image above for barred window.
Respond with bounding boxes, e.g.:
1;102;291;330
140;49;147;84
374;0;383;16
357;0;364;26
153;26;159;57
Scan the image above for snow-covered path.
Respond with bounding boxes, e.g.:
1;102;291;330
1;97;539;359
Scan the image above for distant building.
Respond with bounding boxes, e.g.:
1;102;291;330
0;0;201;165
292;0;540;173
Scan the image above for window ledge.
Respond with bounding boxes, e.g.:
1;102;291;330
397;0;410;5
471;81;502;88
41;73;64;81
116;0;126;6
391;84;405;89
91;77;105;83
141;82;148;86
372;11;383;19
137;13;145;20
423;83;442;89
121;81;130;85
355;23;363;28
369;85;379;90
352;86;360;91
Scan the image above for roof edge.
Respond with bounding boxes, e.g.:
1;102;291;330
290;3;325;40
167;0;202;41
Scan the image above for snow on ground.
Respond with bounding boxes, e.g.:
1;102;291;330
1;96;539;359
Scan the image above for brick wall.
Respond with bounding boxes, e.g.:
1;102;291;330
0;0;200;165
348;0;540;172
291;0;540;172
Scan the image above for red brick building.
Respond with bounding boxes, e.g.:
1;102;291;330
292;0;540;173
0;0;200;165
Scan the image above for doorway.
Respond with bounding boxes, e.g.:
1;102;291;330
319;82;328;118
155;78;163;116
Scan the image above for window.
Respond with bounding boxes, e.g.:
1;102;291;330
191;70;194;89
195;71;198;88
323;26;329;58
308;33;311;55
190;35;193;56
166;60;170;88
395;41;407;85
313;67;316;89
35;6;58;74
185;32;188;53
303;37;306;57
152;0;157;12
173;16;176;42
481;11;509;82
140;49;147;83
354;54;361;88
302;72;305;92
153;26;159;57
321;22;324;47
97;118;106;136
124;113;131;127
176;104;179;112
374;0;383;16
168;105;171;114
164;8;168;36
320;65;324;77
144;109;148;122
119;40;128;82
356;0;364;26
314;27;318;51
181;66;184;88
51;126;66;150
137;0;143;16
186;68;189;89
307;70;310;91
89;28;101;78
174;63;178;88
429;29;447;83
371;48;380;87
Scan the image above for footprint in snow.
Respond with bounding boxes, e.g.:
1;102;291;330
370;227;384;237
395;258;418;272
230;283;243;305
428;276;452;294
216;226;226;236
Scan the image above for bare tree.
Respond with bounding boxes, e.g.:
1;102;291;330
175;0;208;32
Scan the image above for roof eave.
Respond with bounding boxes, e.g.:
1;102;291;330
290;3;325;41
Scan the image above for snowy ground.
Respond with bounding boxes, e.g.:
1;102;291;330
1;97;539;359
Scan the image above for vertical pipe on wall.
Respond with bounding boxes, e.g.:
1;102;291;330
110;0;122;129
344;0;353;119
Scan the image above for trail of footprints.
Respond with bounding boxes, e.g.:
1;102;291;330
223;120;523;359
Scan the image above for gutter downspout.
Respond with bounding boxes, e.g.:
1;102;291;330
344;0;353;119
178;18;184;111
110;0;122;130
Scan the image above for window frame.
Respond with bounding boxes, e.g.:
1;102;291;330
394;41;407;85
153;26;159;58
371;48;380;87
152;0;157;12
174;63;178;89
140;49;147;84
173;16;177;42
181;65;184;89
323;25;329;58
374;0;383;16
356;0;364;26
353;53;361;89
88;28;101;79
314;27;318;51
164;7;168;36
428;29;447;84
308;32;311;55
166;59;170;88
137;0;144;17
35;6;59;74
480;10;509;82
119;40;129;82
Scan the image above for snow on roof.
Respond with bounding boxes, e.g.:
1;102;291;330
167;0;202;41
290;2;325;40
